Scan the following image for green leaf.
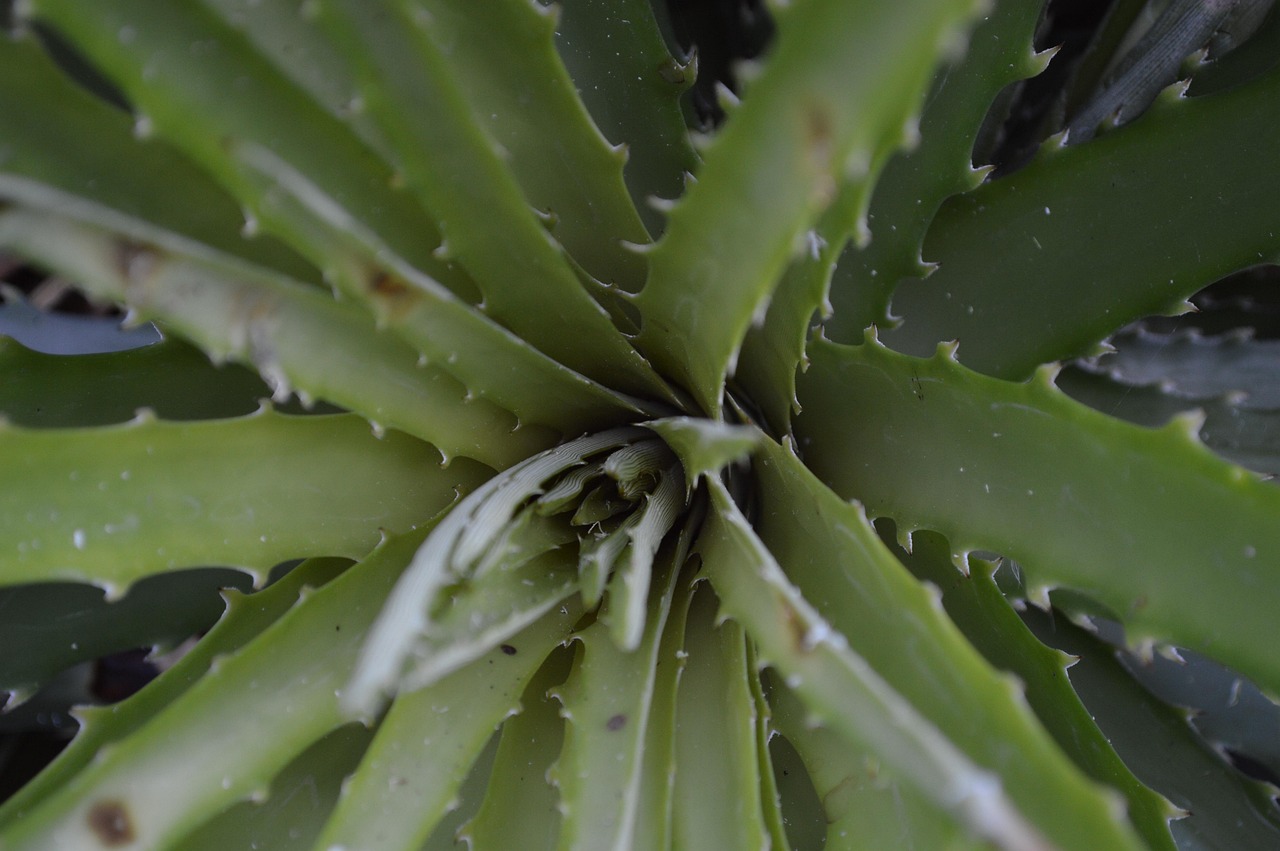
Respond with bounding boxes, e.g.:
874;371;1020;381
888;526;1179;851
550;553;687;851
768;677;987;851
644;417;761;488
670;584;773;851
346;427;644;714
0;529;424;850
0;566;250;706
0;207;548;468
24;0;648;436
795;336;1280;698
0;557;350;832
0;408;488;591
0;33;316;282
460;650;573;851
173;722;374;851
697;478;1089;850
553;0;698;238
750;438;1145;849
1081;328;1280;408
1058;365;1280;478
883;58;1280;379
23;0;461;297
202;0;394;158
743;0;1047;430
312;602;581;851
1023;608;1280;850
315;0;672;403
824;0;1049;340
1188;0;1280;95
1065;0;1239;143
634;0;987;415
0;337;276;428
408;0;653;293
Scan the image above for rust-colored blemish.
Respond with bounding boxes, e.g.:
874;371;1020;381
803;100;837;204
606;713;627;731
365;268;423;322
87;799;134;846
804;101;834;162
780;600;809;653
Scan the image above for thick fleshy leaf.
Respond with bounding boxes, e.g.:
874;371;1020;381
550;554;686;851
314;0;672;403
748;0;1047;428
1025;608;1280;850
696;478;1083;850
459;650;573;851
406;0;653;292
670;584;772;851
553;0;698;238
888;525;1179;851
24;0;650;435
644;416;761;488
1065;0;1243;143
823;0;1049;340
0;337;275;428
0;34;315;281
795;336;1280;698
202;0;393;158
884;58;1280;379
346;427;645;715
634;0;986;414
768;677;987;851
0;408;488;591
1079;328;1280;408
312;602;580;851
0;566;250;706
750;438;1145;849
1188;0;1280;95
0;529;425;850
0;556;351;832
0;207;548;468
1058;366;1280;478
173;722;374;851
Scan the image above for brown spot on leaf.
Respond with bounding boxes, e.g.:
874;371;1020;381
88;799;134;846
803;101;837;204
779;599;809;653
500;644;517;656
365;269;422;321
606;713;627;731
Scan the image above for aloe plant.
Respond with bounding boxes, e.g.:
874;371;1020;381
1;0;1278;848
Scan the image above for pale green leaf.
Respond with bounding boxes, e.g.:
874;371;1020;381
551;554;684;851
0;207;548;469
315;0;672;403
634;0;986;415
313;602;580;851
460;650;573;851
671;584;772;851
0;408;488;591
